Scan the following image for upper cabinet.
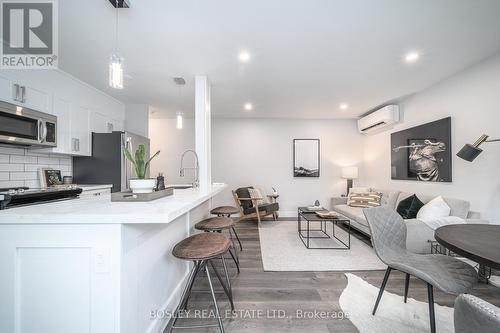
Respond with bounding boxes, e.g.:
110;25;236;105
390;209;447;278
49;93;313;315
70;105;91;156
0;76;14;102
0;75;51;112
0;72;125;157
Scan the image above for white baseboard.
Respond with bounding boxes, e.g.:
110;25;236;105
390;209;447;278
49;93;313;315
146;268;191;333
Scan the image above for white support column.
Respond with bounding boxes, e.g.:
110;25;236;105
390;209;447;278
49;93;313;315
195;76;212;192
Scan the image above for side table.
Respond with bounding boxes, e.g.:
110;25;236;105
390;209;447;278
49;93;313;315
267;194;279;220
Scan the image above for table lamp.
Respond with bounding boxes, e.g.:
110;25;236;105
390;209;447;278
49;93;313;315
341;166;358;195
457;134;500;162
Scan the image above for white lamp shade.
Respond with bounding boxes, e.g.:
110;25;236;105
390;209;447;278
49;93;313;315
341;166;359;179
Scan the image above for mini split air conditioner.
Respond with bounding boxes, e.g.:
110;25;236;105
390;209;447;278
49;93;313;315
357;105;400;134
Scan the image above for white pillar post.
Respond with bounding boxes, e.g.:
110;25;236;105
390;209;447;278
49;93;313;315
195;76;212;191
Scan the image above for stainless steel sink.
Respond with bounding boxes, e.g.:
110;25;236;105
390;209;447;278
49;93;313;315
167;185;193;190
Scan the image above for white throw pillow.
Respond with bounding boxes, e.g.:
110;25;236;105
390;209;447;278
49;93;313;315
248;188;264;206
417;196;451;220
348;187;371;196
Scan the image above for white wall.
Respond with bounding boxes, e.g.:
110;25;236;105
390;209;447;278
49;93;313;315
125;104;150;138
211;119;365;216
363;54;500;222
149;118;195;184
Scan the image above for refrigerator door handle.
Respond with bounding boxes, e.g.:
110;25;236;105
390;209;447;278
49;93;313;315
124;136;132;191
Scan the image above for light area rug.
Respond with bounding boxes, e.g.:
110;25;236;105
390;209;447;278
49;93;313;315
259;221;386;271
340;273;454;333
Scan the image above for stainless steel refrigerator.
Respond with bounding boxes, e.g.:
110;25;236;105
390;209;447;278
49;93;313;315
73;132;150;192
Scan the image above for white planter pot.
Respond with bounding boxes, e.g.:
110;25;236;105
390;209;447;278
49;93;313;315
129;178;156;194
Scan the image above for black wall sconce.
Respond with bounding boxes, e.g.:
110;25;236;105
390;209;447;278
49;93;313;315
456;134;500;162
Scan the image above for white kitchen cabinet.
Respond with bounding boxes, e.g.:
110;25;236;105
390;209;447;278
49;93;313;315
0;71;125;157
70;105;91;156
21;85;51;113
0;75;14;102
0;75;51;112
50;98;72;154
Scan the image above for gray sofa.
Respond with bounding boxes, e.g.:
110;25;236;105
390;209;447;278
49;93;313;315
331;189;487;254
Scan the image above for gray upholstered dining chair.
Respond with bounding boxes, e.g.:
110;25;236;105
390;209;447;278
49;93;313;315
363;207;477;333
454;294;500;333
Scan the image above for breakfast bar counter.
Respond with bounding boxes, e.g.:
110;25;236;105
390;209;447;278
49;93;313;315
0;184;226;333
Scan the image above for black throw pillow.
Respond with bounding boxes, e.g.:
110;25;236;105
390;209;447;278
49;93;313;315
396;194;424;219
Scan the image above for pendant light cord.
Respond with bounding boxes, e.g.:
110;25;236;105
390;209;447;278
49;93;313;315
115;0;119;53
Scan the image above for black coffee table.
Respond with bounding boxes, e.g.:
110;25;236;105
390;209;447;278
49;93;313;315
435;224;500;282
297;207;351;249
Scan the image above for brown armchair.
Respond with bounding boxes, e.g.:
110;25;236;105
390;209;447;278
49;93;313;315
232;187;279;227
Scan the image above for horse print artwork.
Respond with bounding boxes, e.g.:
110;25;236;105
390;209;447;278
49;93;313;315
391;117;452;182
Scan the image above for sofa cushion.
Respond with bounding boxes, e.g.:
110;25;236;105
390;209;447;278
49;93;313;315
372;189;401;208
417;195;451;220
396;194;424;219
236;187;254;210
332;204;368;227
243;202;279;215
347;192;382;208
396;192;470;219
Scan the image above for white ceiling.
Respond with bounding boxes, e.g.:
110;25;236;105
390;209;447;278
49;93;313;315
59;0;500;119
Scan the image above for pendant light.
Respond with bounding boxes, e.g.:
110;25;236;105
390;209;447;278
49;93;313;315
109;0;124;89
174;77;186;129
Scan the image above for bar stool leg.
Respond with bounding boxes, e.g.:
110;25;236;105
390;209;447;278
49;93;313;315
217;213;243;251
205;264;225;333
165;260;203;333
228;248;240;273
230;226;243;251
221;255;234;308
181;261;204;310
208;259;234;311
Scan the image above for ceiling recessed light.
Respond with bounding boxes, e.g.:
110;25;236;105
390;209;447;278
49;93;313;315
405;52;420;63
244;103;253;111
239;51;251;63
339;103;348;110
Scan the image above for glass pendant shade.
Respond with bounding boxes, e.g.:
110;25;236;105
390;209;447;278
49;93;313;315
109;54;124;89
176;113;183;129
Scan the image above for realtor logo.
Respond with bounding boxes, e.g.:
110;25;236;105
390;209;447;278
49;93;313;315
1;0;58;68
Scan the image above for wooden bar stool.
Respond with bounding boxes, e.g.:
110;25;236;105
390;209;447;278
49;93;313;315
210;206;243;251
195;217;240;273
166;233;234;333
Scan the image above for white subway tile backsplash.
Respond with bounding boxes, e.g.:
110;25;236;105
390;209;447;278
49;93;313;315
0;180;24;188
0;146;25;155
59;157;72;165
10;155;38;164
0;148;72;188
38;156;61;164
24;180;41;188
10;172;38;180
24;164;49;171
0;163;24;172
26;151;49;157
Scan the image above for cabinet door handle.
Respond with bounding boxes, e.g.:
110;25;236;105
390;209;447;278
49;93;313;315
72;138;79;152
76;138;80;151
20;86;26;103
13;84;19;101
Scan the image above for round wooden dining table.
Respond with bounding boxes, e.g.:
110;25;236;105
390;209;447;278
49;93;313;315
435;224;500;282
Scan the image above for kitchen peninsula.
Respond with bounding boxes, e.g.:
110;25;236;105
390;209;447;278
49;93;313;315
0;184;226;333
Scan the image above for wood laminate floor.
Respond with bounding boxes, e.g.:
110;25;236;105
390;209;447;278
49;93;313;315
174;220;500;333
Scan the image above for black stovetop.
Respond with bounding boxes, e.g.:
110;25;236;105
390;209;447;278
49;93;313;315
0;186;83;210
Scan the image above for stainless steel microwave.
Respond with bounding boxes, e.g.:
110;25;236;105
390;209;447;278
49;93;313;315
0;101;57;147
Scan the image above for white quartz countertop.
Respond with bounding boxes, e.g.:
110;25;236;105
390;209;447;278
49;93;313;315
0;184;226;224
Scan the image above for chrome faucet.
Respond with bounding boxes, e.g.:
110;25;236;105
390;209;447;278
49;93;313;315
179;150;199;188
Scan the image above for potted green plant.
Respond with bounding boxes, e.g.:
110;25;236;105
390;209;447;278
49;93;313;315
123;144;160;193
